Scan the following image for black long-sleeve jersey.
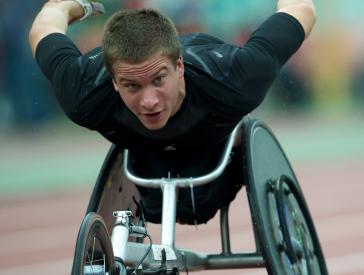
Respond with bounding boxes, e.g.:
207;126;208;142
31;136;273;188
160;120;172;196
36;12;304;152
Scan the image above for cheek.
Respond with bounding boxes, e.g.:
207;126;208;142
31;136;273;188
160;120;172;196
169;72;180;90
118;91;138;110
163;82;178;103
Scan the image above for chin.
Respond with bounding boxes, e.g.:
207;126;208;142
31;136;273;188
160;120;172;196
143;122;166;131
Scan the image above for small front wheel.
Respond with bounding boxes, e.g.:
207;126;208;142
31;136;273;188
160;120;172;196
72;212;117;275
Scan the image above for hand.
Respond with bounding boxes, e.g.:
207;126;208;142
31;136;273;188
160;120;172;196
69;0;105;22
43;0;105;23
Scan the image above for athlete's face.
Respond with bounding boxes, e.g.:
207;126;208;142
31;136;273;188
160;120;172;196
112;53;185;130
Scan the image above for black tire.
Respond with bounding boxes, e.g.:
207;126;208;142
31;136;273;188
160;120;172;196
72;212;116;275
242;118;328;275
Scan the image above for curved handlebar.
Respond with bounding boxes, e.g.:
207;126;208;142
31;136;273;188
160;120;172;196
123;119;244;188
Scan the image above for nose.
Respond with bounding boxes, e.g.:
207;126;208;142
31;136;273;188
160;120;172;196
140;87;159;110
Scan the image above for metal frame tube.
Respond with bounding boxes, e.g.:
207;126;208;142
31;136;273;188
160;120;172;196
206;253;265;269
111;211;132;260
123;242;265;271
111;225;129;260
123;119;245;189
220;205;231;255
161;182;177;247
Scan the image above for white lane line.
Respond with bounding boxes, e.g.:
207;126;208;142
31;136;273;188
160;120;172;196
0;224;78;256
0;258;72;275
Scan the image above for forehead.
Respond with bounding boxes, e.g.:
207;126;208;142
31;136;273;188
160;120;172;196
112;53;173;80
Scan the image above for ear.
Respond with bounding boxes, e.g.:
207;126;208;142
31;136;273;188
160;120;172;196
177;55;184;77
112;78;119;92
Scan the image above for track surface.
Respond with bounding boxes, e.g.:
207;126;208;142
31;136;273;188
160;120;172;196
1;159;364;274
1;117;364;274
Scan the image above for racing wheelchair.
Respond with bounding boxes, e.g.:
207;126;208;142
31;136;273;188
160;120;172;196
71;116;328;275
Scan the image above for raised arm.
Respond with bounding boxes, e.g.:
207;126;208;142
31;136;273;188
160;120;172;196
276;0;316;38
28;1;85;56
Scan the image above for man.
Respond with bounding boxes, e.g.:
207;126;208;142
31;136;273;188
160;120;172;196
29;0;316;224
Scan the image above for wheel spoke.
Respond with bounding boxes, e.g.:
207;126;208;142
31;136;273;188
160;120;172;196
72;213;115;275
92;236;96;265
103;253;106;273
86;248;95;273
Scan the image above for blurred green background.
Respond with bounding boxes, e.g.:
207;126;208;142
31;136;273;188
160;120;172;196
1;0;363;198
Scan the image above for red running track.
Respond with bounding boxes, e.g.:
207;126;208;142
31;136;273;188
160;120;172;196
0;159;364;275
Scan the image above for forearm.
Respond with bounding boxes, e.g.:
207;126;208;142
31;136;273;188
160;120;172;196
29;1;84;56
276;0;316;39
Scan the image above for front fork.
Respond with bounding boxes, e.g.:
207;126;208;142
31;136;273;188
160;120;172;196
112;211;148;264
111;211;133;261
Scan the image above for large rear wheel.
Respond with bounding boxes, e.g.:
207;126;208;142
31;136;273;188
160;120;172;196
243;118;328;275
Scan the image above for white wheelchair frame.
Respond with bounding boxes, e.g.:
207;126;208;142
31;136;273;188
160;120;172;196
72;117;328;275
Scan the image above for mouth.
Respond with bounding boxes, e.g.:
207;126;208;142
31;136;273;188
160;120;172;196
144;111;161;116
141;111;163;123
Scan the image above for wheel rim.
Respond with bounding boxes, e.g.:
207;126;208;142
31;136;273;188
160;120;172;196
83;230;111;274
268;176;322;274
72;213;115;275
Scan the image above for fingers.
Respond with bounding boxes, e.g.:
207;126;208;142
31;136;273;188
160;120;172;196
71;0;105;22
90;1;105;16
44;0;106;24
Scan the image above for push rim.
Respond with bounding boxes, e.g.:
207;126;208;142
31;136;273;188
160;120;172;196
268;175;326;274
